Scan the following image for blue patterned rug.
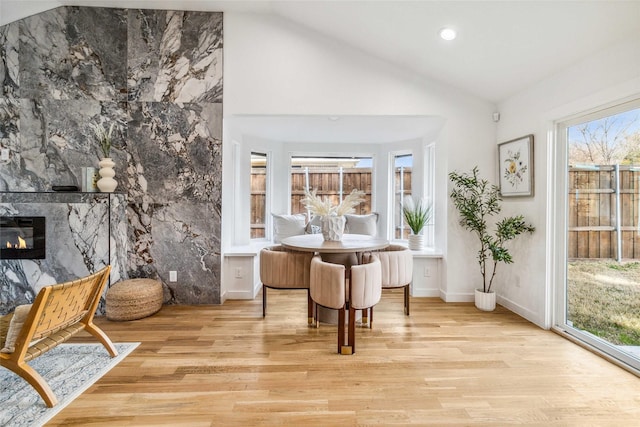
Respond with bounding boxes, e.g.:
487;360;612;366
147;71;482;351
0;342;139;427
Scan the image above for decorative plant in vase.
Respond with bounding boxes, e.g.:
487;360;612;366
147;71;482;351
91;122;118;193
301;188;366;241
402;195;432;250
449;166;535;311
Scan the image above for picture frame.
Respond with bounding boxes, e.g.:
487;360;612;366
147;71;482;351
81;167;99;192
498;134;534;197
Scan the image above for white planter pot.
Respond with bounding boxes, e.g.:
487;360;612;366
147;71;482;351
97;157;118;193
408;234;425;251
321;215;346;241
474;289;496;311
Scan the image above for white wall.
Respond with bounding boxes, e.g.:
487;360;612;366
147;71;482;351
497;37;640;328
222;12;497;302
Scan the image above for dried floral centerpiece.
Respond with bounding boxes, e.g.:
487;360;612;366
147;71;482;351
91;122;115;159
301;188;366;241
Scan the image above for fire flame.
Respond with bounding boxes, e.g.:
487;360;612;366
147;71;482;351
5;236;27;249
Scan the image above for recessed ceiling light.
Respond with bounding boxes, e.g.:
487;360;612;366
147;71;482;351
328;116;340;121
439;27;457;41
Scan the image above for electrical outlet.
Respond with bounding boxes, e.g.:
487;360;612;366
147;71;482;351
235;267;243;278
424;267;431;277
169;271;177;282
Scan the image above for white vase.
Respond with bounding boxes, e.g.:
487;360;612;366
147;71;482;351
475;289;496;311
408;233;424;250
321;215;346;241
97;157;118;193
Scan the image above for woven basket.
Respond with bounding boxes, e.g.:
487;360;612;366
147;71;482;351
106;279;163;321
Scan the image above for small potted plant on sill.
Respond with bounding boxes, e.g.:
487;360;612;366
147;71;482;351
402;195;432;250
449;166;535;311
91;122;118;193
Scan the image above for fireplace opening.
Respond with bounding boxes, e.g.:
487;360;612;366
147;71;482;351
0;216;46;259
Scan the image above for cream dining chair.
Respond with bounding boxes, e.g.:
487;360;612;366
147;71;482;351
309;255;347;353
259;246;314;323
347;252;382;354
310;254;382;354
373;245;413;315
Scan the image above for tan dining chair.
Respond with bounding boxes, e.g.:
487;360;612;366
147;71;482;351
309;255;347;354
259;246;314;323
347;253;382;354
374;245;414;315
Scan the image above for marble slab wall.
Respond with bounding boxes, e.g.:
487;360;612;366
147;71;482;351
0;6;223;311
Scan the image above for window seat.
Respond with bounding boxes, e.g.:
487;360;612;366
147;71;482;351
222;241;273;301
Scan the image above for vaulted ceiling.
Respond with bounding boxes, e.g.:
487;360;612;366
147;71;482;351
2;0;639;104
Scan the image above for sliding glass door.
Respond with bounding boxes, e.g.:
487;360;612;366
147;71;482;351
555;99;640;372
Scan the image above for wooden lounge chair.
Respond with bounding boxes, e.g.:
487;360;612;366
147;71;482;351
0;265;117;407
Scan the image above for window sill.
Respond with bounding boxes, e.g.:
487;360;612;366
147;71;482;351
224;240;274;257
390;240;443;258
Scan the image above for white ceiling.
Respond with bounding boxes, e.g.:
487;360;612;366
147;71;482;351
2;0;640;104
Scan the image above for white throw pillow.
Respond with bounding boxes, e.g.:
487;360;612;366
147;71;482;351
272;213;306;243
345;213;378;236
1;304;32;353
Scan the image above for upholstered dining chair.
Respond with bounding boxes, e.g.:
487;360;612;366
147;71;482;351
373;245;413;315
309;255;347;354
259;246;314;323
347;253;382;354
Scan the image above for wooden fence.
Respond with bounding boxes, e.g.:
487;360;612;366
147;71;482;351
569;165;640;260
254;165;640;258
250;168;411;239
290;168;373;215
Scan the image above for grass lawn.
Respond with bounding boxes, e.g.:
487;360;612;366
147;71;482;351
568;260;640;346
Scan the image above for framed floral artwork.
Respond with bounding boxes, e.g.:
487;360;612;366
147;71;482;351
498;134;534;197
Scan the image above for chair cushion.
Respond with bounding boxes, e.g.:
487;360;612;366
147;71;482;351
350;255;382;309
272;213;306;243
310;256;346;309
375;246;413;288
1;304;32;353
345;213;378;236
260;246;313;289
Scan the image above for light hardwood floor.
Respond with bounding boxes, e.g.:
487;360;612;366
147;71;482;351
51;290;640;426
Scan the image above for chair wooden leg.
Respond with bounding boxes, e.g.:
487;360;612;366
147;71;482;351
348;306;356;353
307;290;314;325
84;322;118;357
5;360;58;407
338;307;346;354
361;308;368;326
262;285;267;317
405;285;410;316
369;306;374;329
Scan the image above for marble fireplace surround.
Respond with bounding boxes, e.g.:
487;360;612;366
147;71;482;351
0;6;223;312
0;192;128;315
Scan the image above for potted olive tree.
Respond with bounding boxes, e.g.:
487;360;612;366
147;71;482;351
449;167;535;311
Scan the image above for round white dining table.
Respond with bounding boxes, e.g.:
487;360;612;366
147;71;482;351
281;233;389;254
